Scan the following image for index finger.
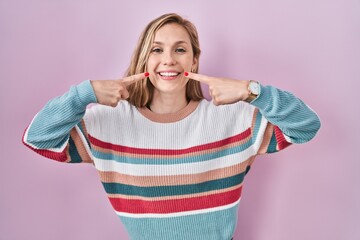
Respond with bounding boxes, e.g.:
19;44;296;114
121;72;149;86
185;72;212;84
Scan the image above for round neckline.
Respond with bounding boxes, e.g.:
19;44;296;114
137;100;200;123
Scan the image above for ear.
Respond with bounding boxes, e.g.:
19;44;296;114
192;57;198;71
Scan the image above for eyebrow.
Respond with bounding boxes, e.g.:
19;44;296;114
153;41;189;45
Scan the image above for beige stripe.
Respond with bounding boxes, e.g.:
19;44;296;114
107;183;243;201
245;108;262;165
257;123;274;155
80;120;94;164
247;155;256;167
64;144;72;163
69;123;93;164
98;158;251;186
80;119;89;137
251;108;258;134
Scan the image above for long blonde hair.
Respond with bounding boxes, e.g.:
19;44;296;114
126;13;204;107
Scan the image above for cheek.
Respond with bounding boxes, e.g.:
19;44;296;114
182;56;195;68
146;56;157;71
146;62;156;83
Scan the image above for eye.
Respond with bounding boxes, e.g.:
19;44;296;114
175;48;186;53
151;47;163;53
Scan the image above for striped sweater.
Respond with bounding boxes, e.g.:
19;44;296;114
23;80;320;240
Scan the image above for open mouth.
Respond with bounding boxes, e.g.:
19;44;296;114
158;72;181;77
157;71;181;80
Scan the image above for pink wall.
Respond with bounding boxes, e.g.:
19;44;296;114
1;0;359;239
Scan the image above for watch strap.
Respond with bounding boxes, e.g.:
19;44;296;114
245;80;260;103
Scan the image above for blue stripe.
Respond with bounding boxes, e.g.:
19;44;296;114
266;132;278;153
252;110;263;143
119;203;238;240
91;140;252;165
68;137;82;163
102;172;245;196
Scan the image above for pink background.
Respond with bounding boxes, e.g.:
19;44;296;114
1;0;359;239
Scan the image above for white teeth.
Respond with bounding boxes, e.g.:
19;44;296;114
159;72;179;77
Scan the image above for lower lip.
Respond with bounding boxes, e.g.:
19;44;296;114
158;74;180;81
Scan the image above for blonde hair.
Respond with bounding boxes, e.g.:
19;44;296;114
126;13;204;107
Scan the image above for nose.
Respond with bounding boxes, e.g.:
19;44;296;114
162;51;176;66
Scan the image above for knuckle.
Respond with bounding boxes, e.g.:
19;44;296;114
111;101;118;107
122;92;130;99
109;102;117;107
114;92;122;99
213;96;224;105
110;81;118;88
118;85;124;91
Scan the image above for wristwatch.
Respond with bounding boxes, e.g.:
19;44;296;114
245;80;260;103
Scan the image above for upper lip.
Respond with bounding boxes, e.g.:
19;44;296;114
157;70;181;73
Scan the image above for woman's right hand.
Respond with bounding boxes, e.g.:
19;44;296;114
90;72;148;107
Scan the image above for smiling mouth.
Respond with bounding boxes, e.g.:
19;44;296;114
157;71;182;80
158;72;181;77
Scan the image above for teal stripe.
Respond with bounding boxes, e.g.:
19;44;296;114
252;110;263;143
119;203;239;240
92;140;252;165
266;132;278;153
102;172;245;197
68;137;82;163
251;85;321;144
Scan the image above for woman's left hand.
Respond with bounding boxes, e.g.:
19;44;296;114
186;72;250;106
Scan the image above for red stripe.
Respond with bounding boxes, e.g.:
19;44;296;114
109;187;242;214
22;127;68;162
274;126;291;150
89;128;251;155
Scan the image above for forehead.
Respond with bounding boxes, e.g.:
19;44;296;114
153;23;191;44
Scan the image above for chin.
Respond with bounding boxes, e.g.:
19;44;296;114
155;85;185;94
150;77;188;94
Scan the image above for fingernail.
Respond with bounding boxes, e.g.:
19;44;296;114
145;72;149;77
184;72;189;76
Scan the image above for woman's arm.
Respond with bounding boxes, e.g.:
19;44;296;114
22;80;97;163
250;84;321;145
22;73;147;163
247;84;320;155
185;72;321;152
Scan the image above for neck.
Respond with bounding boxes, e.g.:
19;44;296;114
149;91;188;114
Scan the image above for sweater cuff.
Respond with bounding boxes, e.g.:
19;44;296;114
249;84;273;110
76;80;98;105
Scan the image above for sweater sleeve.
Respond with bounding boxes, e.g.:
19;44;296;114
22;80;98;163
249;84;321;154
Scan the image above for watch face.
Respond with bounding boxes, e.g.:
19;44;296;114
249;81;260;95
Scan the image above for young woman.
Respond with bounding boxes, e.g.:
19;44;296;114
23;13;321;240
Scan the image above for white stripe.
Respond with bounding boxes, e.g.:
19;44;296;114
283;133;293;143
87;100;253;150
23;113;68;152
115;198;241;218
93;146;255;176
252;115;268;153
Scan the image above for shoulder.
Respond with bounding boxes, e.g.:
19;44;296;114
197;99;255;117
83;100;136;122
190;99;256;131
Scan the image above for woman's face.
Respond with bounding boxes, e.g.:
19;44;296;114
146;23;197;95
